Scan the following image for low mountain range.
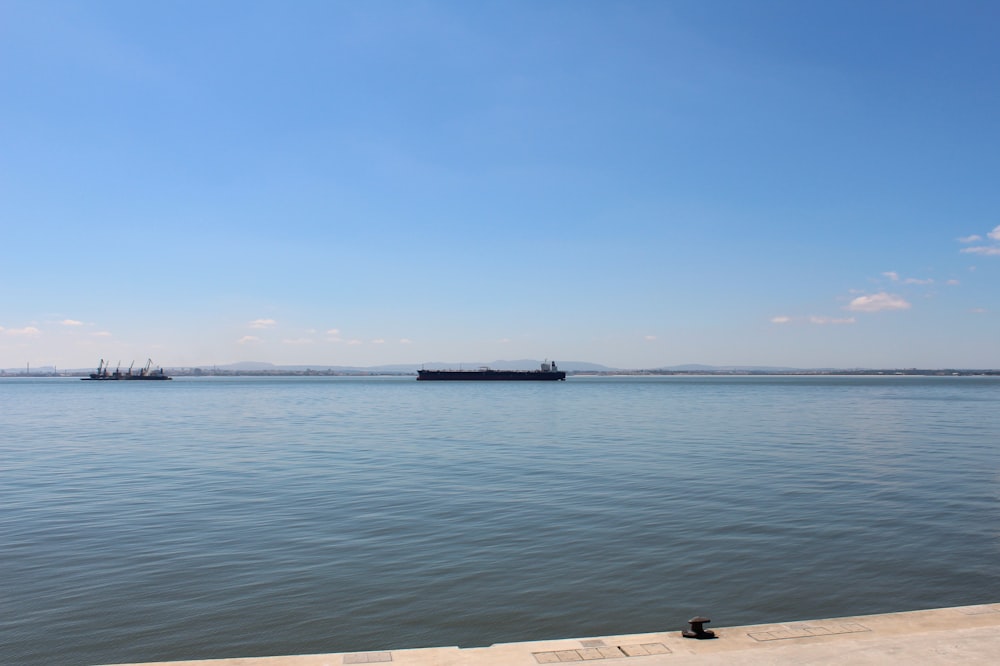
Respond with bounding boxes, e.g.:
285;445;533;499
5;361;993;375
211;359;614;373
207;360;817;373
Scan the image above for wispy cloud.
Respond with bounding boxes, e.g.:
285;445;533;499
771;315;855;325
809;316;856;325
6;326;41;337
779;269;922;326
61;319;84;326
249;318;276;329
959;225;1000;255
946;279;960;286
347;339;363;345
846;292;911;312
326;328;340;336
371;338;385;344
399;338;413;344
971;308;988;314
644;335;657;341
92;331;112;337
282;338;313;345
961;246;1000;256
883;271;933;285
237;335;261;344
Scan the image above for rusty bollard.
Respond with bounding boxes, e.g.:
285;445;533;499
682;615;716;639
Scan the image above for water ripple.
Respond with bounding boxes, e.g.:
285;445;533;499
1;376;998;664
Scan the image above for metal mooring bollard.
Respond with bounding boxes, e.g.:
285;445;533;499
682;615;717;639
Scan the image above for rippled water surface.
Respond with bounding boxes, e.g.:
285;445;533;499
2;375;999;665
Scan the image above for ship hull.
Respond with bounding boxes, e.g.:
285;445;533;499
417;370;566;381
82;375;172;380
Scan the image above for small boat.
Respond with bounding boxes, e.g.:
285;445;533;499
417;360;566;381
82;359;172;381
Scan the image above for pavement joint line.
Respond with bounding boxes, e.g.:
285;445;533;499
956;604;1000;615
533;642;670;662
342;652;392;664
747;621;871;642
98;603;1000;666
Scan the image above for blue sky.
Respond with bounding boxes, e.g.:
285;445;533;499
2;0;999;369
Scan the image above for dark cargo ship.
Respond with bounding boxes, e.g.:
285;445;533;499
82;359;172;381
417;360;566;381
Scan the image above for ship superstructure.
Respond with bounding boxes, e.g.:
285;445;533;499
417;360;566;381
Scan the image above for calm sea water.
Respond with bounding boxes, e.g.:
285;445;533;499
2;375;998;665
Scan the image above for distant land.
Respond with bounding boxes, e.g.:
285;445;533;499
3;360;999;377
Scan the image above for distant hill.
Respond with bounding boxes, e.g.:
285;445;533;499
219;361;279;371
255;361;812;374
3;361;997;376
658;364;807;373
412;359;613;372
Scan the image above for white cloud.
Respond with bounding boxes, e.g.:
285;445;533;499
347;339;363;345
237;335;261;344
371;338;385;344
326;328;340;335
282;338;313;345
772;315;855;325
961;246;1000;256
249;318;276;329
884;271;932;285
644;335;657;341
846;292;911;312
6;326;41;337
958;226;1000;255
61;319;84;326
499;338;511;343
92;331;112;337
399;338;413;344
809;316;856;325
946;279;960;286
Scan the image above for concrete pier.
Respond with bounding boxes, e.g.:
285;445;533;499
106;603;1000;665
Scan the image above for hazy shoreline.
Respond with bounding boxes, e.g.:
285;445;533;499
4;368;999;378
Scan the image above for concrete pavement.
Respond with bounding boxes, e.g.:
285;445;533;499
106;602;1000;665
